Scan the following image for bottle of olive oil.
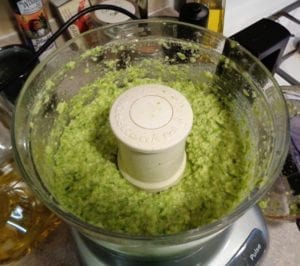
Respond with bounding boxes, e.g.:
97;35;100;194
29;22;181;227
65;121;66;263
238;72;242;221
0;96;60;264
193;0;225;33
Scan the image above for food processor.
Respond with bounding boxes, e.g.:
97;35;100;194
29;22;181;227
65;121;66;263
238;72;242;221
12;20;289;265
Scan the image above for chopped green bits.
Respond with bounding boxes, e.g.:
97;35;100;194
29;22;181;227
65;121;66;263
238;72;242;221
41;55;253;236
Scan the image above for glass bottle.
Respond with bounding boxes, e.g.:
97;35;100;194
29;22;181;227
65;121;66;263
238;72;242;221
0;95;60;264
8;0;56;60
192;0;226;33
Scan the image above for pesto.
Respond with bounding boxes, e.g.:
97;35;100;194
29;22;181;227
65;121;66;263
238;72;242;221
42;55;253;236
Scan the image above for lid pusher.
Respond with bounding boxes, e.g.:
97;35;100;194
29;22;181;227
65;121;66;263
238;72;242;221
109;84;193;192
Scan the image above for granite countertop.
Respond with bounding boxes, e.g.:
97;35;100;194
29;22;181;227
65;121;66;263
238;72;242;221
265;220;300;265
5;218;300;266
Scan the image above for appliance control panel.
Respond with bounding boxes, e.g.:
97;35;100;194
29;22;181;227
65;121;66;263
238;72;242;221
227;229;267;265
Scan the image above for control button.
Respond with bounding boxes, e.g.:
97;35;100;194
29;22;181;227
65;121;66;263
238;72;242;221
227;229;267;266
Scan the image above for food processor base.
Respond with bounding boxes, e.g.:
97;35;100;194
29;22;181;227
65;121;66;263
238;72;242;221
72;205;268;266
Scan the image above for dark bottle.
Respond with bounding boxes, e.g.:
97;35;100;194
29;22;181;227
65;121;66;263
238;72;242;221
179;2;209;28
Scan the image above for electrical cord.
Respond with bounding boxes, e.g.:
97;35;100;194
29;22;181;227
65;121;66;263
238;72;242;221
4;4;139;101
34;4;139;59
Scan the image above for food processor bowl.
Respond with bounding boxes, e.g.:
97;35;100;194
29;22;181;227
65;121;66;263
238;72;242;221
12;20;289;258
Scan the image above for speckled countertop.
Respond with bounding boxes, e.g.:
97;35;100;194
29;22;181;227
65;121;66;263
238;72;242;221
4;218;300;266
265;221;300;265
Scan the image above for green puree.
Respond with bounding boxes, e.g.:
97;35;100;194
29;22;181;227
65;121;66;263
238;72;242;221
44;57;253;236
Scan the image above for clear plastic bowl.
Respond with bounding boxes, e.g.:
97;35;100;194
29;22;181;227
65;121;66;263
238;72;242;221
12;20;289;258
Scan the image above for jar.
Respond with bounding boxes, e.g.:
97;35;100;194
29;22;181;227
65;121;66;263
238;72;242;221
89;0;148;26
8;0;56;60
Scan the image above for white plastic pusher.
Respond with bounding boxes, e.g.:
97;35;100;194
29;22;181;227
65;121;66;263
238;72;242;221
109;84;193;192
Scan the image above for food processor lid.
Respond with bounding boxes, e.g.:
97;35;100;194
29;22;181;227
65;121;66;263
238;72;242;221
109;84;193;152
109;84;193;192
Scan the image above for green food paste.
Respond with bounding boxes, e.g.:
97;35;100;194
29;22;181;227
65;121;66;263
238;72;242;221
41;44;254;236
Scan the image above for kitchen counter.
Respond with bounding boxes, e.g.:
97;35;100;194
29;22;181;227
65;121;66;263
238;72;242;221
5;218;300;266
266;221;300;265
